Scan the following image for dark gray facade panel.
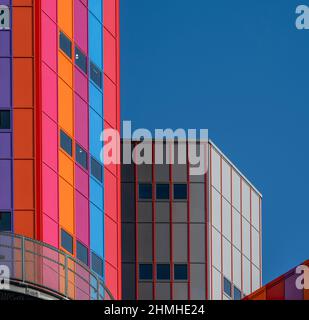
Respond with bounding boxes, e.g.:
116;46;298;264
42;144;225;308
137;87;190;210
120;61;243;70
122;224;136;263
190;224;205;263
156;223;170;263
122;263;136;300
172;202;188;223
190;264;206;300
156;202;170;223
138;202;152;223
173;283;188;300
156;283;170;300
138;282;153;300
189;183;205;223
173;224;188;263
121;163;135;182
155;164;170;182
137;164;152;182
172;164;187;182
122;183;136;222
138;224;153;262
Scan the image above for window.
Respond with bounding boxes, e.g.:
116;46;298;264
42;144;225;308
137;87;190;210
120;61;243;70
157;264;170;280
90;62;102;88
59;32;72;58
91;252;103;277
76;241;88;266
76;143;88;170
234;286;242;300
61;229;73;254
60;130;72;156
223;277;232;297
173;184;187;200
91;157;103;183
139;264;153;280
75;46;87;74
0;111;10;129
174;264;188;280
156;184;169;200
139;184;152;200
0;212;11;232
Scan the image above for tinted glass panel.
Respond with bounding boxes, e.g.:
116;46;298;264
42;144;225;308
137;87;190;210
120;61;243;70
91;252;103;277
91;157;103;183
59;32;72;58
0;212;11;232
234;287;242;300
60;130;73;156
157;264;170;280
156;184;170;200
75;46;87;74
61;229;73;254
139;264;153;280
0;111;10;129
139;184;152;200
173;184;187;200
90;62;102;88
76;144;88;170
76;241;88;265
224;277;232;297
174;264;188;280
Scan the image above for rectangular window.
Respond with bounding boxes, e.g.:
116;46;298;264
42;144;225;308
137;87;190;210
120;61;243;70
173;184;187;200
91;157;103;183
174;264;188;280
91;252;103;277
139;184;152;200
75;46;87;74
0;212;11;232
224;277;232;297
157;264;170;280
60;130;73;157
156;184;170;200
59;32;72;58
139;264;153;280
0;111;10;130
76;241;88;266
234;286;242;300
61;229;73;254
90;61;102;88
76;143;88;170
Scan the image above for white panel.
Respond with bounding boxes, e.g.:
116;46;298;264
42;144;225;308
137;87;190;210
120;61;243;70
233;248;241;288
252;265;260;292
223;238;231;279
222;160;231;202
222;198;231;241
243;256;251;295
232;171;241;211
242;217;250;259
212;227;221;271
212;267;222;300
252;227;260;268
212;187;221;232
211;149;221;191
242;182;250;221
232;208;241;250
251;191;260;231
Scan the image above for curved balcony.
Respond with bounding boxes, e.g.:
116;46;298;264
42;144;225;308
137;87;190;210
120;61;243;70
0;233;113;300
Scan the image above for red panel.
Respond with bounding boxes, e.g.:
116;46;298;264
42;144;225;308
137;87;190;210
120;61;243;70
266;280;285;300
104;0;116;36
104;75;117;128
104;30;116;83
105;215;118;268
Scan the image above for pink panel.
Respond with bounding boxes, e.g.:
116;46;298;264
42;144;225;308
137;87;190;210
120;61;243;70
75;164;89;198
74;0;88;53
104;31;116;83
75;94;88;150
74;67;88;102
42;249;60;293
104;168;117;221
42;62;57;122
41;0;57;22
104;0;116;36
75;191;89;246
41;12;57;72
104;74;116;128
42;214;59;248
42;114;58;172
42;163;58;222
105;262;118;300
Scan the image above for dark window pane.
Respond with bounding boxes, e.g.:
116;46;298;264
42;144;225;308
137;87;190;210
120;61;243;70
90;61;102;88
0;111;10;129
174;264;188;280
76;241;88;266
0;212;11;232
91;157;103;183
156;184;169;200
139;264;153;280
75;46;87;74
234;287;242;300
60;130;72;156
59;32;72;58
91;252;103;277
157;264;170;280
61;229;73;254
76;144;88;170
173;184;187;200
224;277;232;297
139;184;152;200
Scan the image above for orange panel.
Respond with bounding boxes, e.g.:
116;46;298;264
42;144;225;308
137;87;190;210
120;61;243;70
59;150;74;186
59;177;74;234
58;78;73;135
14;211;35;238
305;289;309;300
251;288;266;300
13;0;33;5
58;52;73;87
58;0;73;39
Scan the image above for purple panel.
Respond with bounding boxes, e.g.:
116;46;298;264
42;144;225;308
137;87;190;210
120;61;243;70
74;0;88;53
0;133;11;158
0;160;12;209
285;272;304;300
75;93;88;149
0;31;11;57
75;191;89;246
0;58;11;109
0;1;10;6
74;67;88;102
75;164;89;198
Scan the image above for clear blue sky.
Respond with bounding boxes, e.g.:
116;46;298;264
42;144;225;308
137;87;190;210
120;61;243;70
120;0;309;284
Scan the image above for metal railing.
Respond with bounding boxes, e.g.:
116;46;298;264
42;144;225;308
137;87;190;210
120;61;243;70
0;233;113;300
